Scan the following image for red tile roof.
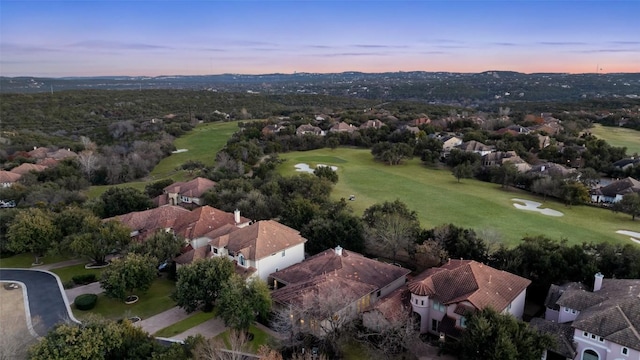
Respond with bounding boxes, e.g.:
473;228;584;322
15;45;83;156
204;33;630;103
0;170;22;184
10;163;47;175
213;220;306;261
172;206;248;240
164;177;216;198
109;205;190;238
408;260;530;312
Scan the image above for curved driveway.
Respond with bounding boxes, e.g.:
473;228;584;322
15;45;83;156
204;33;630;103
0;268;79;336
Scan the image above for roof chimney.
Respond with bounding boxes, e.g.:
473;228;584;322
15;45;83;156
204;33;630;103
594;272;604;292
234;209;240;224
334;245;343;256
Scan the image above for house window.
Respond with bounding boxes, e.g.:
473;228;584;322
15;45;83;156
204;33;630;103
432;300;445;312
598;336;604;343
591;334;596;340
622;347;629;356
281;250;285;257
571;309;578;314
376;290;381;297
415;298;419;305
583;331;589;337
238;254;245;266
431;319;440;332
213;248;218;254
460;317;467;328
564;307;570;313
421;300;424;306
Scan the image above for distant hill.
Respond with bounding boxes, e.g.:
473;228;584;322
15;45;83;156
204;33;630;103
2;71;639;105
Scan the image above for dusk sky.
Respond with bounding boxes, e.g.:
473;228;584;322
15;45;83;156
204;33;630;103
1;1;639;77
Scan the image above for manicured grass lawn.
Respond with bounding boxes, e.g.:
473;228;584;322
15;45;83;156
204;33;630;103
277;148;640;247
215;325;271;353
590;124;640;155
86;121;242;199
0;253;73;268
72;278;176;320
50;263;103;284
153;310;217;337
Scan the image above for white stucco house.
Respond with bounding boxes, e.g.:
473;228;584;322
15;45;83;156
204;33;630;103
407;259;530;339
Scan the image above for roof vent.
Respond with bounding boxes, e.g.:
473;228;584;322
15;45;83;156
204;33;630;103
334;245;343;256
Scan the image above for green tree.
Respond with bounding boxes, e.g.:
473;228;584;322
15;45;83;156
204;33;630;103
218;274;272;333
94;187;153;218
313;165;338;183
144;178;174;198
459;308;554;360
560;181;590;207
7;208;61;264
452;162;474;183
491;163;518;188
371;142;414;165
128;230;184;267
612;193;640;220
173;257;235;312
69;218;131;265
100;253;157;301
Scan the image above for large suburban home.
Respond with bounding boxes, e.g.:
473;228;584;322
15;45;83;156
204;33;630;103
613;158;640;172
9;163;48;175
540;273;640;360
482;151;532;172
270;246;411;336
295;124;325;136
198;220;307;281
590;177;640;204
456;140;495;156
407;259;530;339
0;170;21;188
359;119;385;129
162;177;216;208
329;122;357;133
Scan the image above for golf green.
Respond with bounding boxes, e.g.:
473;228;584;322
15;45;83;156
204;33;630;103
278;148;640;247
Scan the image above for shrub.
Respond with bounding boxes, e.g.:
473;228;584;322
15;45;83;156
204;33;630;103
72;273;97;285
74;294;98;311
63;280;75;289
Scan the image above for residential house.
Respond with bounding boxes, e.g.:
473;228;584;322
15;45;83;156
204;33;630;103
362;286;411;331
359;119;385;130
190;220;308;281
410;117;431;127
457;140;495;156
590;177;640;203
529;163;578;179
261;124;285;136
27;147;50;159
541;273;640;360
538;134;552;149
110;205;190;239
9;163;48;175
270;246;411;336
482;151;532;173
408;259;530;338
440;135;463;156
329;122;357;133
296;124;325;136
529;318;577;360
0;170;21;188
613;158;640;172
47;148;78;160
162;177;216;208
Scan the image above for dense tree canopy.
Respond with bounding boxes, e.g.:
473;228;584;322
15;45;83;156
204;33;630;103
217;274;272;332
68;217;131;265
100;253;157;301
7;208;61;264
173;257;235;312
93;186;153;218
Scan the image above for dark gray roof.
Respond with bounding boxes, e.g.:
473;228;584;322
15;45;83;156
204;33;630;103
530;318;577;359
571;279;640;351
544;282;587;311
556;289;607;311
598;177;640;197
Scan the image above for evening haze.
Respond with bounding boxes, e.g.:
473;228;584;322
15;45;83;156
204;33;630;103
1;0;638;77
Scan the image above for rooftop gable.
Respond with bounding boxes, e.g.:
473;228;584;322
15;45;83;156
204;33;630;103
218;220;306;261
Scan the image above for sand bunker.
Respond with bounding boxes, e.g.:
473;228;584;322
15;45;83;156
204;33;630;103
172;149;188;154
616;230;640;244
511;198;564;217
294;163;338;174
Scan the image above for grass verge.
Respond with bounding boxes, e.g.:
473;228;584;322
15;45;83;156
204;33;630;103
50;263;103;284
0;253;73;268
153;310;217;338
72;278;176;320
277;148;640;247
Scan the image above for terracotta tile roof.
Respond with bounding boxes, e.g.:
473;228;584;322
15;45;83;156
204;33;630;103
37;158;59;167
174;245;211;265
10;163;47;175
359;119;385;129
216;220;306;261
530;318;577;359
27;147;50;159
408;260;530;312
367;286;411;324
270;247;410;289
164;177;217;198
271;274;376;308
109;205;190;238
0;170;22;184
172;206;248;240
330;122;357;132
47;148;78;160
570;279;640;351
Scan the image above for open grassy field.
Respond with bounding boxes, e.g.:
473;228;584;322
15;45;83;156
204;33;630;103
590;124;640;155
72;278;176;321
87;121;242;199
277;148;640;247
0;253;73;268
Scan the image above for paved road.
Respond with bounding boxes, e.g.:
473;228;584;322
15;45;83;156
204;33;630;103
0;268;79;336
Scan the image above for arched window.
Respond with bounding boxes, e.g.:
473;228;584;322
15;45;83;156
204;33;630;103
583;349;599;360
238;254;245;266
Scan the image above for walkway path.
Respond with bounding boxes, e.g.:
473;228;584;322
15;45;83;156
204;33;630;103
173;317;227;340
137;306;192;334
65;282;103;304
